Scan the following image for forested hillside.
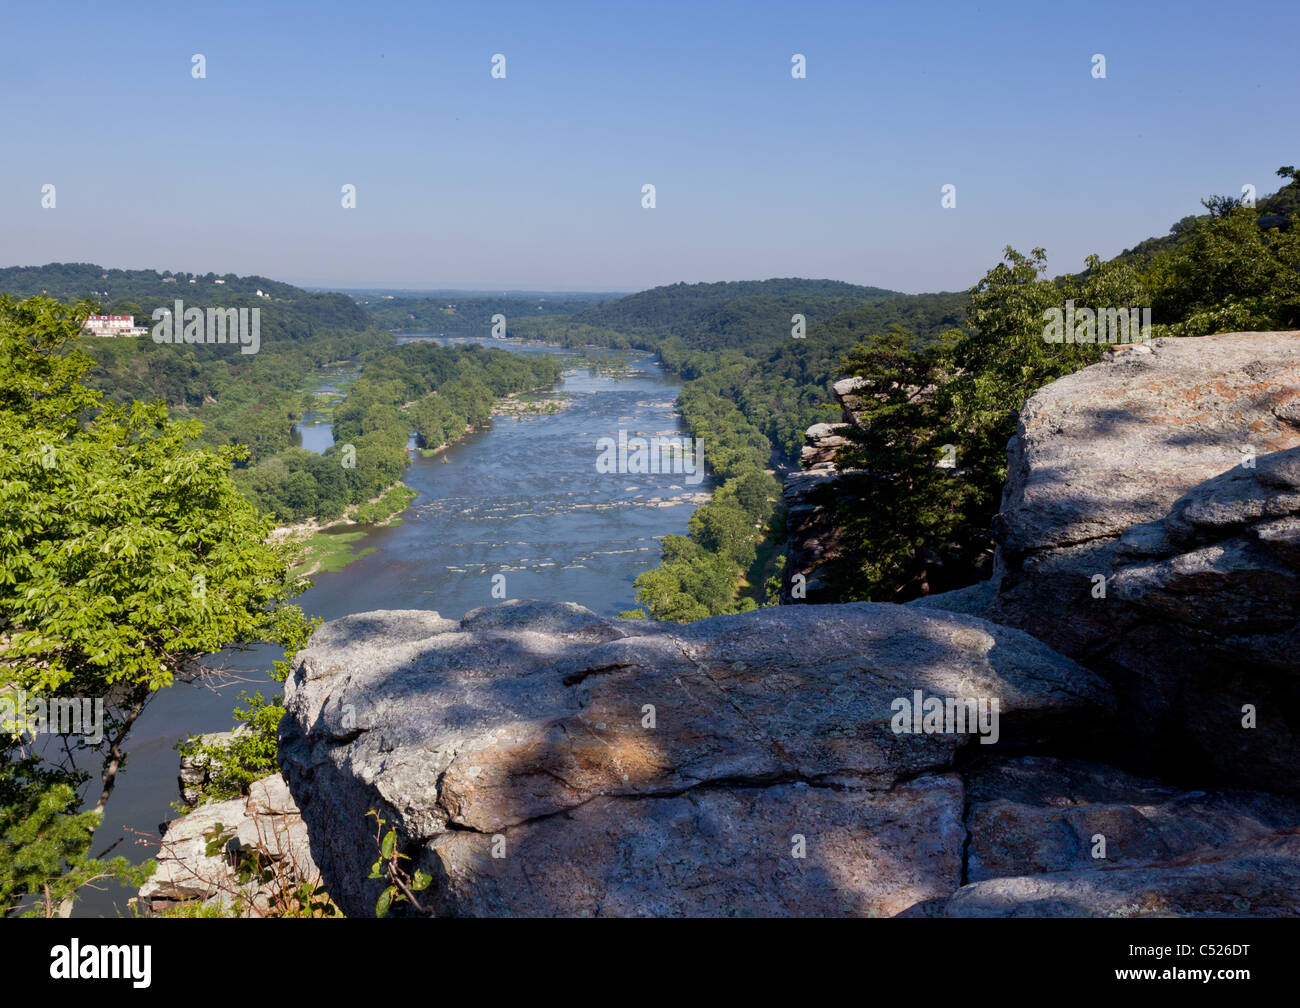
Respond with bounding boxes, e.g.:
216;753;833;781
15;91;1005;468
0;262;367;335
555;278;898;344
234;341;564;524
9;265;397;489
359;292;609;334
0;266;572;530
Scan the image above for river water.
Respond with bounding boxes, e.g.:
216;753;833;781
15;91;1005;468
76;337;708;916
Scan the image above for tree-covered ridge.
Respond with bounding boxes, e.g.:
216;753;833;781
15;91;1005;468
556;277;900;345
359;294;611;334
0;262;368;334
6;262;391;476
0;268;571;529
1112;166;1300;266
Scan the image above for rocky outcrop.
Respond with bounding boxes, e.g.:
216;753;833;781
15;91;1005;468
963;756;1300;882
279;600;1111;917
780;472;864;604
987;333;1300;792
800;422;853;472
138;773;326;916
780;379;869;604
934;837;1300;917
177;726;249;807
781;377;993;603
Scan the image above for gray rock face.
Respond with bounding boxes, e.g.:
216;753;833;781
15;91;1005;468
938;837;1300;918
800;422;852;472
989;333;1300;791
780;471;866;603
782;372;992;604
893;755;1300;918
780;373;872;603
905;579;998;620
177;726;249;807
279;600;1109;917
429;775;964;918
964;756;1300;882
138;774;324;916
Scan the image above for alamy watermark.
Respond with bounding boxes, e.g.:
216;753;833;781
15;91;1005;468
596;430;705;485
890;689;1000;744
1;690;104;745
151;299;260;354
1043;300;1151;344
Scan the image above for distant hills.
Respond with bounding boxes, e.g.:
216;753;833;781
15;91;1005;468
562;278;905;349
0;263;368;335
356;292;612;335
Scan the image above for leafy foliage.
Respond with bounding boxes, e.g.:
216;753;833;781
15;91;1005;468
0;757;153;917
367;809;431;917
0;294;312;915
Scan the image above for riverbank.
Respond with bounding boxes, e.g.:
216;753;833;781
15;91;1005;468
271;483;418;576
281;382;572;567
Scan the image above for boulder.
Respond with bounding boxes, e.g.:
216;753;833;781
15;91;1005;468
177;725;250;807
800;422;852;471
279;600;1110;917
990;332;1300;791
138;774;325;916
429;775;964;917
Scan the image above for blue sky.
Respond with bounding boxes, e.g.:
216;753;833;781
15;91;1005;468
2;0;1296;293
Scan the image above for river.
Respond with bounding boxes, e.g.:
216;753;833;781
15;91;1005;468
75;337;709;917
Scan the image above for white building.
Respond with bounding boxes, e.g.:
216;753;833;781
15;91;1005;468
81;314;148;337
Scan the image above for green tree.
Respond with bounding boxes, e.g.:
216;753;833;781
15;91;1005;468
0;295;313;916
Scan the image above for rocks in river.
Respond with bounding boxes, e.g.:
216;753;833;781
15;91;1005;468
278;600;1109;917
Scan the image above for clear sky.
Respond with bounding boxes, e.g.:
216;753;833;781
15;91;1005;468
2;0;1296;293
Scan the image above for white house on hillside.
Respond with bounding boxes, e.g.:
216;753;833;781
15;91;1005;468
81;315;148;337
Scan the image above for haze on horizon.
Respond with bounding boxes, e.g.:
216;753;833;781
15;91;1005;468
2;0;1297;295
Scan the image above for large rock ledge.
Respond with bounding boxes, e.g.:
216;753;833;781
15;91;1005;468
278;600;1111;917
988;333;1300;792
